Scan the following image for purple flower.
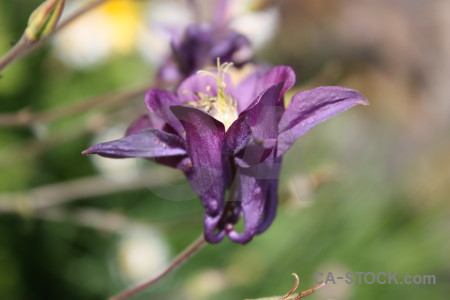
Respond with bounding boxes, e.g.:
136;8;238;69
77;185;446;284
83;64;368;244
157;23;252;84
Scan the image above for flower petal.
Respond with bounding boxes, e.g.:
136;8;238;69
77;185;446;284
210;32;252;67
225;164;272;244
242;83;282;139
255;181;278;234
227;151;281;244
236;66;295;112
226;167;264;244
145;89;184;135
256;156;282;234
152;156;192;172
204;214;226;244
226;84;283;167
259;65;296;98
177;71;234;103
125;113;165;136
233;138;276;168
235;71;260;113
223;115;251;155
172;24;214;76
171;105;229;242
277;86;369;156
82;129;187;158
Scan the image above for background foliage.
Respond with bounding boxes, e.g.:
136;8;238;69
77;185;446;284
1;0;449;299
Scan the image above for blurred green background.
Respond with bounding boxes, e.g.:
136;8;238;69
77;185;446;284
1;0;449;299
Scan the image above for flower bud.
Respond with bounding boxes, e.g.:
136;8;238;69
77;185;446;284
25;0;66;41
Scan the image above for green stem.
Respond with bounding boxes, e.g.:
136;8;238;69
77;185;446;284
0;0;109;72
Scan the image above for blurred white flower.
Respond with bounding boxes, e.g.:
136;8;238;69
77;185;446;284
183;269;229;300
137;0;194;65
116;227;170;282
228;0;279;49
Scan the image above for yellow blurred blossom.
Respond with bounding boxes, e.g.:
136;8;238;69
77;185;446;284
52;0;144;68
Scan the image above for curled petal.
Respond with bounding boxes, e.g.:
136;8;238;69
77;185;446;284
256;156;282;234
204;214;226;244
255;180;279;234
228;154;282;243
227;166;268;244
278;86;369;156
82;129;187;158
227;172;263;243
171;105;229;218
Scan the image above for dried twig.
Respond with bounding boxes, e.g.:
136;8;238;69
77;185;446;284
0;167;182;214
292;282;325;299
0;36;29;71
245;273;326;300
0;84;149;127
279;273;300;300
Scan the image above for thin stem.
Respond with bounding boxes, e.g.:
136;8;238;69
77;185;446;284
40;84;148;123
109;235;207;300
0;167;181;214
0;36;30;71
0;0;109;72
36;207;148;233
0;113;101;168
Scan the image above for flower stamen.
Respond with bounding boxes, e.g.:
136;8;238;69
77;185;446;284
187;58;238;130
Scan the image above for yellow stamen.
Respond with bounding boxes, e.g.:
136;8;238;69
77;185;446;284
187;58;238;130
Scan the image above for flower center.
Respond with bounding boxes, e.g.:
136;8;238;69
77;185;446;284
187;60;238;130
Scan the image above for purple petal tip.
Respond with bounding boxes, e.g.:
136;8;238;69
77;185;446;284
81;148;91;155
359;95;370;106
